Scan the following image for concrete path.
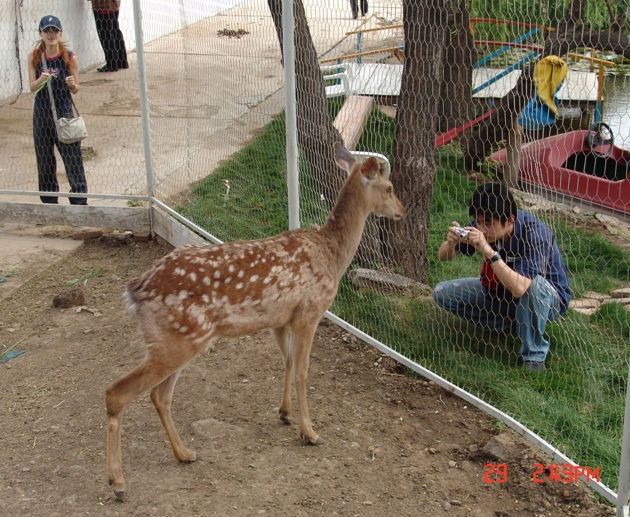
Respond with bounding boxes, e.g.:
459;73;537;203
0;0;402;207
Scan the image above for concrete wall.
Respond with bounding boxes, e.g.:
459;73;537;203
1;0;240;104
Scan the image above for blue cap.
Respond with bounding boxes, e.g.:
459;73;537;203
39;15;62;32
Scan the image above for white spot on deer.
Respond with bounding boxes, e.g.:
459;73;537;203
203;276;211;286
174;267;186;276
189;272;197;282
213;270;221;279
236;283;243;289
228;264;235;274
178;290;189;300
202;294;210;303
250;274;259;283
237;270;244;278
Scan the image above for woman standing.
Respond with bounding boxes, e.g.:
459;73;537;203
28;15;88;205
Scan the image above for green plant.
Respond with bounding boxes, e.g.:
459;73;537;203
0;268;20;283
66;266;102;286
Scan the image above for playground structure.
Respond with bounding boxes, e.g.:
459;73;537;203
321;18;611;150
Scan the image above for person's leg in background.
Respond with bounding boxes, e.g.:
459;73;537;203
110;10;128;69
94;10;117;72
350;0;358;19
33;110;59;204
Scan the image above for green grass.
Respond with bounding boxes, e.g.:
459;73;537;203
175;106;630;493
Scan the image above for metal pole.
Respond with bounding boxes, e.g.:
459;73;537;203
131;0;156;213
616;363;630;516
282;0;300;230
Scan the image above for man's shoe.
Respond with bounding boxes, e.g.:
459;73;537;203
97;65;118;73
523;361;547;373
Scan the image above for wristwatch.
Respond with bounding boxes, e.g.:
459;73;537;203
489;251;501;263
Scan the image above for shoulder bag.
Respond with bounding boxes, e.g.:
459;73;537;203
41;54;88;144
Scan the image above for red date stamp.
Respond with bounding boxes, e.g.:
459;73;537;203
484;463;601;484
484;463;508;483
532;463;600;483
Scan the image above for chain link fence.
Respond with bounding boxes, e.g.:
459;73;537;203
2;0;629;509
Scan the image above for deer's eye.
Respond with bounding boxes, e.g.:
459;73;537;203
386;187;392;194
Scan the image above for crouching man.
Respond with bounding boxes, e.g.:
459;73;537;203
433;183;571;372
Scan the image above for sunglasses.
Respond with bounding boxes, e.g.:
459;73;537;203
42;27;61;33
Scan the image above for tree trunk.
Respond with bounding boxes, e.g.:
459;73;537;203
438;1;475;135
267;0;344;208
504;115;521;189
389;0;448;283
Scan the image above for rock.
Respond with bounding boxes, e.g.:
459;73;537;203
100;232;134;246
581;291;610;301
572;308;598;316
348;268;432;298
482;433;513;461
52;288;86;308
133;231;152;242
569;299;601;310
611;288;630;299
72;228;103;240
603;297;630;306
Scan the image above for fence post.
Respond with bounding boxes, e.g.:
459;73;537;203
131;0;155;209
282;0;300;231
617;362;630;517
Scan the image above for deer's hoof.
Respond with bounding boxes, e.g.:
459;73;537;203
113;488;126;502
302;433;325;446
178;450;201;463
279;410;291;425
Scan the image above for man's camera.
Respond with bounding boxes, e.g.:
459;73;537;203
453;226;470;239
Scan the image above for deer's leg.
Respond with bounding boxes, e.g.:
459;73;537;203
270;326;294;425
106;349;192;501
150;369;199;463
293;321;324;445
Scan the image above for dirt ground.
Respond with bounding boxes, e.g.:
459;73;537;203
0;227;617;517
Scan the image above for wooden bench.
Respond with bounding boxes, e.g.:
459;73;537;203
333;95;374;151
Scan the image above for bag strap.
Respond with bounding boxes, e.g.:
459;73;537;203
40;53;81;121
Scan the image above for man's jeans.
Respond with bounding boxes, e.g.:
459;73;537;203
432;275;561;363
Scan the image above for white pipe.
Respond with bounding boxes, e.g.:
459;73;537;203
282;0;300;230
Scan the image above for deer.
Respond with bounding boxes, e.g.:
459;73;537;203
105;143;406;500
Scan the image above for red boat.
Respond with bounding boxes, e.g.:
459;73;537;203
488;124;630;216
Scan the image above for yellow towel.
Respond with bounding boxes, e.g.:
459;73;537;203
533;55;568;115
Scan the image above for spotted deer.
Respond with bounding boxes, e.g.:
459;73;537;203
106;143;406;500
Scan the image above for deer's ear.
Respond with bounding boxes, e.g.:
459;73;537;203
334;142;355;176
360;157;379;180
